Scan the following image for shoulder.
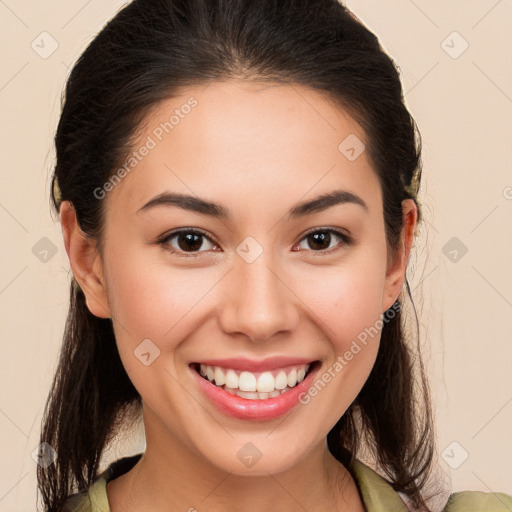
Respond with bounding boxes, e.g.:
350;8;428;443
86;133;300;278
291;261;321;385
350;459;512;512
443;490;512;511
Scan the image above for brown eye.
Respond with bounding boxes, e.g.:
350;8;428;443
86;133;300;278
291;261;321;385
296;229;351;253
158;229;217;256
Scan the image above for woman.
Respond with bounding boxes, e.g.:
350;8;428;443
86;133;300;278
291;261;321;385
37;0;512;510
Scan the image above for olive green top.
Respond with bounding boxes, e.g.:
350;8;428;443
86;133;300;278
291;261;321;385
62;453;512;511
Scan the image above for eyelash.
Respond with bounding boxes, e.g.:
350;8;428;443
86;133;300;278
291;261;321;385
156;227;352;258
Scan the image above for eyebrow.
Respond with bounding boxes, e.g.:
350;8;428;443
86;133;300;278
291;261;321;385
136;189;368;220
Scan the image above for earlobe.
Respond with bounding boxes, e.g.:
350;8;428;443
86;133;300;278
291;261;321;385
59;200;111;319
382;199;418;312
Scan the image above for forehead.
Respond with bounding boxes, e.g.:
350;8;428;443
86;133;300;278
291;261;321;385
104;80;381;219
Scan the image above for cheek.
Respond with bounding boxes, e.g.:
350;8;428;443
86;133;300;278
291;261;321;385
106;227;388;359
108;261;210;342
104;239;388;445
291;260;387;423
105;258;209;415
107;238;388;344
296;256;387;345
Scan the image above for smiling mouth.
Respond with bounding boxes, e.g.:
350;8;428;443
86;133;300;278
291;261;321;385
190;360;320;400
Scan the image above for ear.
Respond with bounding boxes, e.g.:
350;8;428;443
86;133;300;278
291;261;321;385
382;199;418;312
59;200;111;319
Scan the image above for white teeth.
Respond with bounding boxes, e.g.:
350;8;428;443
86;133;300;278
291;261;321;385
274;370;288;390
214;366;225;386
197;362;312;395
222;385;293;399
256;372;275;392
287;369;297;388
239;371;257;392
225;369;239;389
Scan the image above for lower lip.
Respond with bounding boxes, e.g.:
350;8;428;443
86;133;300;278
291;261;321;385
190;362;320;421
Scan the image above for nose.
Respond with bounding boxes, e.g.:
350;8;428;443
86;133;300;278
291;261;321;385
218;251;300;343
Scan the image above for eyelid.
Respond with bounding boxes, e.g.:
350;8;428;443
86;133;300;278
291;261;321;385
156;228;219;257
299;225;352;241
156;226;352;257
293;226;352;254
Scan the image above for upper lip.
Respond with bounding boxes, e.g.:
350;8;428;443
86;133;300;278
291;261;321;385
191;356;318;372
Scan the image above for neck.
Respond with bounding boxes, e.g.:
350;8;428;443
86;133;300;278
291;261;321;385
107;408;363;512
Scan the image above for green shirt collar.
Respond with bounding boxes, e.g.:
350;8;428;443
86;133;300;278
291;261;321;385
349;458;409;511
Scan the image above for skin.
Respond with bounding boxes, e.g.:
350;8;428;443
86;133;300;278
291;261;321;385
60;80;417;511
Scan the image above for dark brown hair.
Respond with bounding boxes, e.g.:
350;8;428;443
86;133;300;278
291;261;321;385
39;0;436;510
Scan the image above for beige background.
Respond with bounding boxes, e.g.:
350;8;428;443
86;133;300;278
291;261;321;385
1;0;511;510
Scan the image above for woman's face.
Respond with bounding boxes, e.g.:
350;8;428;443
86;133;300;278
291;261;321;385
68;80;414;476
